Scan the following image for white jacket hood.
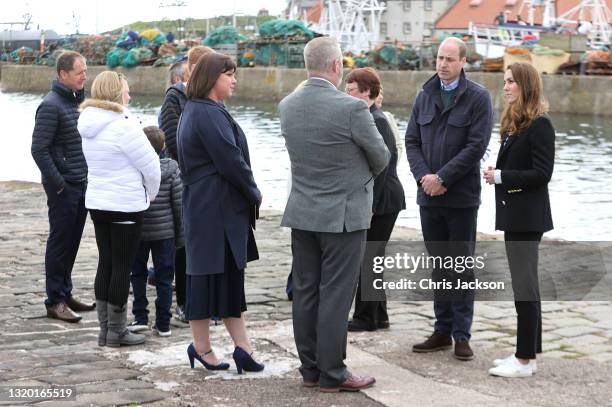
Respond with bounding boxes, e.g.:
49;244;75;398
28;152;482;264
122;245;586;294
78;99;125;139
78;98;161;213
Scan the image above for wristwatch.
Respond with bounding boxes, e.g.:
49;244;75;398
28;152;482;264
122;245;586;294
435;174;446;187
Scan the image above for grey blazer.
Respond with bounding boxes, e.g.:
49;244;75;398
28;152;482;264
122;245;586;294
279;77;390;233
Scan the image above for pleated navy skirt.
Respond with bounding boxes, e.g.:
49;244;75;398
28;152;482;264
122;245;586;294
184;243;247;320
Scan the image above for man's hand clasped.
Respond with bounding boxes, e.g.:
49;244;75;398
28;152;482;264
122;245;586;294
420;174;447;197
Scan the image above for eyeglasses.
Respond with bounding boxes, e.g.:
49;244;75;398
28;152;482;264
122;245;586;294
345;86;359;94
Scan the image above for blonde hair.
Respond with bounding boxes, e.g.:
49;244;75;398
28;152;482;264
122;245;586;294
187;46;214;70
90;71;126;104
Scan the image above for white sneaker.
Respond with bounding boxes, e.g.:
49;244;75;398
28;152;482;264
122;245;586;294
493;354;537;373
152;325;171;337
127;321;149;333
489;356;536;378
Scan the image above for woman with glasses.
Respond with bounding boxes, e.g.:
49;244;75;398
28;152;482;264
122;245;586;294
345;68;406;332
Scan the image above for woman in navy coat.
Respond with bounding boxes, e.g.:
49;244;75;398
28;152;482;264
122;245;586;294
484;62;555;378
177;53;264;374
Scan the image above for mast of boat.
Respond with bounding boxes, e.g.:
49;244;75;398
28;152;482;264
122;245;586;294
518;0;556;27
317;0;386;53
159;1;187;40
556;0;612;48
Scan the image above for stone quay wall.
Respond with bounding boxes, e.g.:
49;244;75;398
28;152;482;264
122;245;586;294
1;64;610;116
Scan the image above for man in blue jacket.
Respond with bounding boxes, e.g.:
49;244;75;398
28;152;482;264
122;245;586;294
31;51;93;323
405;37;493;360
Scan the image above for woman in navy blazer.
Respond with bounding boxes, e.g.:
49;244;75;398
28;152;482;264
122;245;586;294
177;53;264;374
484;62;555;378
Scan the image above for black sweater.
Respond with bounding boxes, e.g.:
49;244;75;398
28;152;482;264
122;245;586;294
371;105;406;215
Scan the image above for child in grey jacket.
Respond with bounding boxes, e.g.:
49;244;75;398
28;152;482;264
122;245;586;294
129;126;184;336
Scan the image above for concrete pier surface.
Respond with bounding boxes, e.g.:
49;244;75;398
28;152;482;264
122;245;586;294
1;181;611;406
1;65;611;116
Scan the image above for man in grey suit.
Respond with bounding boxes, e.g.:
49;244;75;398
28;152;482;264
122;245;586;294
279;37;390;393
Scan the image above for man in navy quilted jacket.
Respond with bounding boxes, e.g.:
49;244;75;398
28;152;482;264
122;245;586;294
405;38;493;361
31;51;94;323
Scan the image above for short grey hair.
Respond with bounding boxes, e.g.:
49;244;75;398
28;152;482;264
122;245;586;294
168;60;187;85
304;37;342;74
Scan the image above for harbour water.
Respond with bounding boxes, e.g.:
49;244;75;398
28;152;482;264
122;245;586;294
1;90;610;241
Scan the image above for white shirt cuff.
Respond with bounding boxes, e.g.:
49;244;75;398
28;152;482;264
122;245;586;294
494;169;502;184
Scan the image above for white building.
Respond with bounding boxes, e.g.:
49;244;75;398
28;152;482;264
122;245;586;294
285;0;456;47
379;0;456;45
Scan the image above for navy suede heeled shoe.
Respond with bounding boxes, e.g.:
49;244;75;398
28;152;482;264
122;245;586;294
187;343;230;370
233;346;265;374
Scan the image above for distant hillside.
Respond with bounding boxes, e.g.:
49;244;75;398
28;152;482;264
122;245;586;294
103;15;276;37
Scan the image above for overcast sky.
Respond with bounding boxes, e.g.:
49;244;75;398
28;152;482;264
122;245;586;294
2;0;287;35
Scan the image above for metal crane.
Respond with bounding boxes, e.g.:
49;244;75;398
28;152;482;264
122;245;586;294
556;0;612;47
288;0;386;53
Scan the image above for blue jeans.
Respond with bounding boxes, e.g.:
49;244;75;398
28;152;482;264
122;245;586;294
131;238;175;331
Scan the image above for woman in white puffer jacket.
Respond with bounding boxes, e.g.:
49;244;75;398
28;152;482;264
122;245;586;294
78;71;160;348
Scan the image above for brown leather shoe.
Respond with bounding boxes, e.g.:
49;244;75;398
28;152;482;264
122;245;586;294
412;331;452;353
454;340;474;361
46;302;82;323
303;380;318;388
319;372;376;393
66;297;95;312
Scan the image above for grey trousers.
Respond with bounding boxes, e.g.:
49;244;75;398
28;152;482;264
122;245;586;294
291;228;367;387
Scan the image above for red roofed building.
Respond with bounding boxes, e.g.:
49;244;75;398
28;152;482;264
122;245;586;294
435;0;612;34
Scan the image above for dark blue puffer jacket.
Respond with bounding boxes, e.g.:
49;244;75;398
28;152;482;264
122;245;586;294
31;80;88;192
159;83;187;161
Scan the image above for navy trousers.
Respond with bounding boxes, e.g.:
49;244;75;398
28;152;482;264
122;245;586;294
174;247;186;307
420;206;478;342
131;238;176;331
42;181;88;306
